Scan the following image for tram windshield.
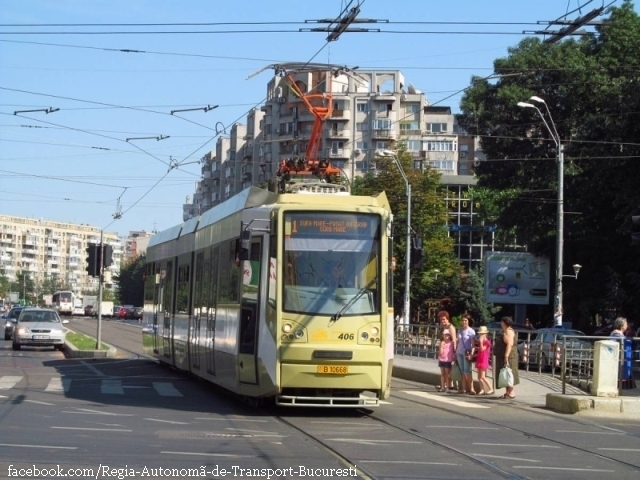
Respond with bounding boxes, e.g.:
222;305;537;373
283;212;381;316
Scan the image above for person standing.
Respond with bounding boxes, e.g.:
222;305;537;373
456;314;476;395
610;317;628;338
494;316;519;399
437;331;454;392
438;311;456;389
475;325;494;395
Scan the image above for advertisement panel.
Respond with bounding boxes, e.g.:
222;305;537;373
484;252;550;305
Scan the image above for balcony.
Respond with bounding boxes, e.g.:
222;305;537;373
203;170;212;179
372;93;397;101
5;247;15;253
22;237;37;246
330;109;351;120
399;129;422;136
327;129;350;139
372;129;396;139
211;170;221;180
326;148;351;159
0;237;12;244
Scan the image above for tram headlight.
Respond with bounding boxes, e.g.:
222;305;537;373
371;327;379;336
282;323;292;333
294;329;304;339
360;332;369;341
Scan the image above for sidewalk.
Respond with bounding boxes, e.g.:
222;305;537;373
392;355;640;414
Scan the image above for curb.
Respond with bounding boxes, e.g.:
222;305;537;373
392;365;487;392
546;393;640;414
63;339;117;358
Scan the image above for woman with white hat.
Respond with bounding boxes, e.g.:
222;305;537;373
475;325;494;395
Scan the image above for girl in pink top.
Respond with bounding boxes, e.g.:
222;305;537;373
475;326;494;395
437;330;454;392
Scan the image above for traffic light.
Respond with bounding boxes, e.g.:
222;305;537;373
86;243;98;277
632;216;640;246
103;244;114;268
410;236;425;269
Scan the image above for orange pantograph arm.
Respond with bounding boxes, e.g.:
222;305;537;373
286;73;333;163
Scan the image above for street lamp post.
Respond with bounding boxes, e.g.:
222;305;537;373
517;97;565;326
381;150;411;328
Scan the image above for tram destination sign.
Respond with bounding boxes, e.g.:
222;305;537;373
287;214;375;237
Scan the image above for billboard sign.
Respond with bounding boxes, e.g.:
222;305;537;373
484;252;550;305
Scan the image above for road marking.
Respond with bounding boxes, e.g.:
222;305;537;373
427;426;498;430
0;376;22;389
556;430;624;435
0;443;77;449
359;460;458;465
326;438;422;446
598;448;640;452
161;451;250;457
310;421;382;426
401;390;490;409
25;399;55;405
144;418;190;425
153;382;182;397
51;426;132;432
378;400;392;404
65;408;133;416
513;466;615;472
474;443;560;448
474;454;540;463
101;379;124;395
194;417;268;422
79;360;105;376
45;377;71;393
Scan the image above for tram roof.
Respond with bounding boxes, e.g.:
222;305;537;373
148;224;182;248
198;186;278;231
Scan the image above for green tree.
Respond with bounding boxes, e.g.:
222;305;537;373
352;146;462;318
114;254;145;306
456;264;501;323
14;271;36;305
0;270;9;299
457;1;640;327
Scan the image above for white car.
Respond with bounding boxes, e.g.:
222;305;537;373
72;306;85;316
12;308;69;351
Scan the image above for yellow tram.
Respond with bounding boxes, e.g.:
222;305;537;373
142;185;394;407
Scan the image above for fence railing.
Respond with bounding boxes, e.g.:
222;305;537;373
394;325;639;394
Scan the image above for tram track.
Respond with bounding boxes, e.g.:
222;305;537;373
385;380;640;472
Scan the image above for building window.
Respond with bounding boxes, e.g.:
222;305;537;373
356;101;369;113
400;121;420;131
405;140;421;151
356;122;368;131
331;160;346;168
375;141;389;151
429;160;455;170
356;141;369;150
331;141;344;154
405;104;420;113
426;123;448;133
460;144;469;158
373;119;391;130
377;103;393;113
424;140;456;151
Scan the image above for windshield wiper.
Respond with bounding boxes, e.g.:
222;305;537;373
329;277;378;326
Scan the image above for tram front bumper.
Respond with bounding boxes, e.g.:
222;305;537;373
280;363;382;390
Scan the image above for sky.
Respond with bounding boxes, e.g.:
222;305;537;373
0;0;633;239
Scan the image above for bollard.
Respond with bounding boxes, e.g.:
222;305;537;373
591;340;620;397
524;342;529;372
621;338;637;390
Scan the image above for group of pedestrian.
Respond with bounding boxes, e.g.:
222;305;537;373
436;312;519;399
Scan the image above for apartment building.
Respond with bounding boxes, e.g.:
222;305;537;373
122;230;153;265
180;69;492;269
0;215;122;294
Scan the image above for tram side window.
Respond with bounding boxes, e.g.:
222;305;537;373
208;246;219;313
193;252;204;317
144;263;154;304
176;265;190;314
163;262;174;314
218;239;240;304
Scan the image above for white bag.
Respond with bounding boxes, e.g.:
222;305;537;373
497;366;514;389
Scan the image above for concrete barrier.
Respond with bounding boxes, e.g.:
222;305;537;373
64;339;117;358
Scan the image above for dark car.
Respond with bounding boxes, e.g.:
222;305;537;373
84;305;94;317
4;306;24;340
125;306;143;320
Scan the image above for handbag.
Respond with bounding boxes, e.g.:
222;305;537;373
497;366;514;389
465;349;477;363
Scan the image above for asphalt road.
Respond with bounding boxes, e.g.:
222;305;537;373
0;316;638;480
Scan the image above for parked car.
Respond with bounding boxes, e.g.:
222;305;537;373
73;306;84;316
84;305;94;316
517;327;591;368
3;306;24;340
126;307;143;320
12;307;69;351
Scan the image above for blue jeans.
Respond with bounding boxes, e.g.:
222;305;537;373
457;353;472;374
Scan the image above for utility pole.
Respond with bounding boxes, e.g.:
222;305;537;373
96;230;104;349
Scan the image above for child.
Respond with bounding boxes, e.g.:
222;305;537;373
475;325;494;395
437;330;454;392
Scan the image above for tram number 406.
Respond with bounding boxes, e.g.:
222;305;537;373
337;333;354;340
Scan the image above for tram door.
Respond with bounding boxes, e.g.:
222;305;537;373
162;261;174;361
239;237;262;385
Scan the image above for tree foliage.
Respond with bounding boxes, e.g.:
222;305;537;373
458;1;640;327
114;254;145;306
351;145;462;319
457;264;501;323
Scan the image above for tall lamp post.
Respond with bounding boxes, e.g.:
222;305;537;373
381;150;411;328
517;96;565;326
